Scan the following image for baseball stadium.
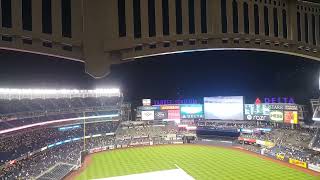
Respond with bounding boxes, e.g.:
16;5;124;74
0;91;320;180
1;0;320;179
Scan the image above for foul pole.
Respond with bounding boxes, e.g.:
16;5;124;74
83;111;86;151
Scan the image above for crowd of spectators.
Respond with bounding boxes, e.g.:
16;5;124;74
0;93;124;179
240;128;315;148
198;120;320;166
236;125;320;165
0;121;181;179
0;135;116;179
0;97;120;115
265;145;320;165
0;121;119;165
197;121;273;130
116;123;178;140
310;129;320;150
0;97;121;130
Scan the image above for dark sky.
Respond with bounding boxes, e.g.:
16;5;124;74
0;49;319;105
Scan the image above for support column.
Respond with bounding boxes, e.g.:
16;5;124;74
287;0;297;41
194;0;201;34
308;13;313;45
155;0;163;37
169;0;176;36
206;0;213;34
248;1;255;35
268;5;274;37
71;0;83;41
0;0;2;29
226;0;233;34
212;0;221;34
316;15;320;46
140;0;149;38
301;11;305;43
12;0;22;34
238;1;244;34
125;0;134;39
259;3;264;36
32;0;41;37
278;8;283;38
182;0;189;35
52;0;62;40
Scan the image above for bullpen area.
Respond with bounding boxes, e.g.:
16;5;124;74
72;145;319;180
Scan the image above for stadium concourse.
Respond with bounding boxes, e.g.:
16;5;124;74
0;93;319;179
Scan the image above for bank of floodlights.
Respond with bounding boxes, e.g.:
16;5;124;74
0;88;121;99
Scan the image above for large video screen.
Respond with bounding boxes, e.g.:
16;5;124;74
204;96;244;120
180;104;204;119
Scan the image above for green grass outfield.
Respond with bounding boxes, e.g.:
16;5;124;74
76;145;318;180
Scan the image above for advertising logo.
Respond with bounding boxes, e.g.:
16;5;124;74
168;110;180;120
284;105;298;111
276;154;285;161
160;105;180;110
141;111;154;121
154;111;168;120
284;111;298;124
245;115;268;121
256;97;295;104
289;159;307;168
270;111;283;122
268;104;284;110
245;104;270;115
153;99;199;105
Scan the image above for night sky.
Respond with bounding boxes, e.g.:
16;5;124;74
0;49;319;105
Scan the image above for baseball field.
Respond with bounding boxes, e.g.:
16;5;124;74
74;145;319;180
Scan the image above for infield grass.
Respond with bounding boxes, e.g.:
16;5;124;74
76;145;318;180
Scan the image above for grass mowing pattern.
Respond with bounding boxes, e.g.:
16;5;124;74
76;145;318;180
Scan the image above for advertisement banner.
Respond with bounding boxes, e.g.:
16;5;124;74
308;164;320;172
154;111;168;120
168;110;180;120
238;137;256;143
141;111;154;120
180;104;204;119
270;111;284;122
264;141;275;147
244;104;255;115
137;106;159;111
245;104;270;115
268;104;284;110
245;114;269;121
160;105;180;110
284;105;298;111
276;154;285;161
142;99;151;106
289;159;307;168
284;111;298;124
153;99;200;105
204;96;244;120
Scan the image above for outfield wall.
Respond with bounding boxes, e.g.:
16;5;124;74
250;148;320;173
